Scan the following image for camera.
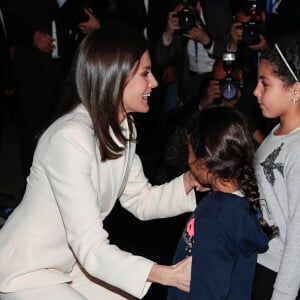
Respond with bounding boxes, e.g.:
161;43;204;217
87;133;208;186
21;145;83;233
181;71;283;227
240;0;262;46
244;0;260;17
240;18;261;46
177;0;199;33
219;53;241;102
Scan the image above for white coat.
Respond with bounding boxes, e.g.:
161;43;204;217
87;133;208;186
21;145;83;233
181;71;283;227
0;104;196;298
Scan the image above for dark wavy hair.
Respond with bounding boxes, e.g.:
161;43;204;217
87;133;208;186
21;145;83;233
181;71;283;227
187;106;278;239
60;25;149;161
260;39;300;87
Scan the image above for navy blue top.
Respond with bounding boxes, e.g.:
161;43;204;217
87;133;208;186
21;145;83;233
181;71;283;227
168;191;268;300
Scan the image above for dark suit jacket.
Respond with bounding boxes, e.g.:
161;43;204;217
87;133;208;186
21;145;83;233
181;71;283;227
3;0;75;80
1;0;77;179
0;7;11;90
114;0;173;50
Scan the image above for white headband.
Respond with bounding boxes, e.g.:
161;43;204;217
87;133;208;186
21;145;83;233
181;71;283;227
274;43;299;82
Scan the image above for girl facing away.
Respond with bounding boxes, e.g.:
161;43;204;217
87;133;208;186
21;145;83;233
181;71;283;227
167;106;278;300
252;38;300;299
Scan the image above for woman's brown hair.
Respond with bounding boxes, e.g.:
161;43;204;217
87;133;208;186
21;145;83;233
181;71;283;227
60;25;149;161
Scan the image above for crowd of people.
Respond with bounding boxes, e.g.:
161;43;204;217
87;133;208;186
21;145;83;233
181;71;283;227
0;0;300;299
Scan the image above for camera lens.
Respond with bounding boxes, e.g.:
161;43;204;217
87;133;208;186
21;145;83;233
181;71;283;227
220;52;240;101
242;19;260;45
221;82;238;100
178;7;197;31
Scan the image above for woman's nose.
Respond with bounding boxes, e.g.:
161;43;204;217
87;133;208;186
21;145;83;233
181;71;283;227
149;74;158;88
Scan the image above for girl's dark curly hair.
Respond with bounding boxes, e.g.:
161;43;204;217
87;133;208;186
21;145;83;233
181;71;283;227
260;39;300;87
187;106;278;239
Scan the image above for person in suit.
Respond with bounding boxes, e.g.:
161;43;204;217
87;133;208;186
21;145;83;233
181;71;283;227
2;0;110;185
0;26;207;300
2;0;78;185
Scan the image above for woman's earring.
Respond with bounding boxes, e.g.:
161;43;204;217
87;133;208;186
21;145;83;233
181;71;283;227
292;98;300;104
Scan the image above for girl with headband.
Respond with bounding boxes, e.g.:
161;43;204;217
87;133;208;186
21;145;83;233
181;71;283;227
253;38;300;300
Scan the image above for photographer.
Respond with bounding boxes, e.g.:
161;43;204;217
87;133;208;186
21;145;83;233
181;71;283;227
198;55;264;145
155;0;232;105
227;0;277;136
160;53;264;182
228;0;267;54
1;0;116;187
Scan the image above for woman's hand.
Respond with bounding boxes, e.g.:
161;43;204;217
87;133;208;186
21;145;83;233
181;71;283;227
147;256;192;292
183;170;211;194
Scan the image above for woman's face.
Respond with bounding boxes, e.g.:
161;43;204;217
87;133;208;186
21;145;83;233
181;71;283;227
254;59;291;119
121;50;158;119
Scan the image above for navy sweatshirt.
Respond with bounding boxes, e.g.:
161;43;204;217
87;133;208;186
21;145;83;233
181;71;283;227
168;191;268;300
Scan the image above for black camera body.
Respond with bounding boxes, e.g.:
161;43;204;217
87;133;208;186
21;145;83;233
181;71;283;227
240;18;261;46
219;53;241;102
176;0;199;33
240;0;262;46
244;0;260;16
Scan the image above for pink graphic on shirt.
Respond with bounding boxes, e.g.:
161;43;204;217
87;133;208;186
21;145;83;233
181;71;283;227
186;217;195;237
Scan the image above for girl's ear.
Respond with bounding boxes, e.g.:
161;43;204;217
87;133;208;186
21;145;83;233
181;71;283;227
194;158;206;170
296;82;300;94
291;82;300;103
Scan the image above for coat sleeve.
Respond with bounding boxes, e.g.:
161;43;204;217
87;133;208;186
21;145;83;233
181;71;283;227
119;154;196;220
43;126;154;299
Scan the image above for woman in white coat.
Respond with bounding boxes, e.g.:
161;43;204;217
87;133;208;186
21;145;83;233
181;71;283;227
0;26;204;299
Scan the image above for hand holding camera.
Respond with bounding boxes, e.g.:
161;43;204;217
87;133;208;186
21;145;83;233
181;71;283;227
166;1;208;42
219;53;241;102
229;0;266;51
200;79;221;107
176;1;200;33
201;53;242;108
